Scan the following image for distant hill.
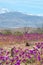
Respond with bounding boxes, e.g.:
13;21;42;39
0;12;43;28
0;27;43;34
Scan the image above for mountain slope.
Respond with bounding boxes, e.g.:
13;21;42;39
0;12;43;28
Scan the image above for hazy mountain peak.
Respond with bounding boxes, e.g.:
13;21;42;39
0;11;43;28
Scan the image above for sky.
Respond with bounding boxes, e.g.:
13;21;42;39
0;0;43;15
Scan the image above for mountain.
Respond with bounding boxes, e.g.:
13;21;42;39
0;11;43;28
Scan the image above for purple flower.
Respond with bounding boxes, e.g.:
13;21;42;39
29;50;33;54
15;60;21;65
37;55;41;61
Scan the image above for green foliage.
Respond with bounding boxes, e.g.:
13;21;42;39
35;28;43;33
25;57;35;64
3;30;12;35
14;31;23;36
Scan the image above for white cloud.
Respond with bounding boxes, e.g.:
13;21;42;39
26;13;43;16
0;8;9;14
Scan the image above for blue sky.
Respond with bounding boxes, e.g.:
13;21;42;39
0;0;43;15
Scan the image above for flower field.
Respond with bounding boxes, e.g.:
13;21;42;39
0;33;43;65
0;33;43;44
0;42;43;65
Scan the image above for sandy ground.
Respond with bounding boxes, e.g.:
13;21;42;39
0;40;43;50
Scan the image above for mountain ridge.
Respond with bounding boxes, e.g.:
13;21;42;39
0;11;43;28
